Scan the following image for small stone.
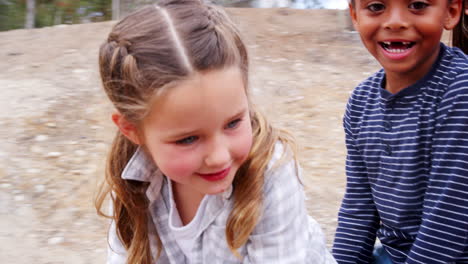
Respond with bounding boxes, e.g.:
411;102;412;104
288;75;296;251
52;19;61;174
35;135;48;142
46;152;61;158
1;183;11;188
14;195;25;201
70;169;82;175
96;143;107;150
75;150;87;156
7;52;23;56
285;96;304;103
64;49;77;54
34;185;45;193
46;122;57;128
47;236;65;245
30;145;42;153
72;69;87;74
27;168;40;174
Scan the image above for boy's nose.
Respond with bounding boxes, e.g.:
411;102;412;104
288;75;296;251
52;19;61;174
383;9;410;31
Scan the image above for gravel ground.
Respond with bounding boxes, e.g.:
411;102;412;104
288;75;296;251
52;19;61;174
2;7;451;263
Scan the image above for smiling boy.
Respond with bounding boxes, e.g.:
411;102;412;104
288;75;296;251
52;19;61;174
332;0;468;263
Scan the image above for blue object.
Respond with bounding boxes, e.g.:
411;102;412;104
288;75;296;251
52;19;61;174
373;245;393;264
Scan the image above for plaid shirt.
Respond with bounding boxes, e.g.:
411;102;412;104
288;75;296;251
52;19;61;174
107;145;336;263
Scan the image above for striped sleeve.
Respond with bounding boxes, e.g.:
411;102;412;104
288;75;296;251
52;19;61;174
405;73;468;264
332;101;380;264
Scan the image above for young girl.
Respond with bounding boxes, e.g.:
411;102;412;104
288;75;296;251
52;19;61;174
95;1;336;263
453;0;468;53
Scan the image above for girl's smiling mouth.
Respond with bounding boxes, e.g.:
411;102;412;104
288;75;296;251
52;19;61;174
197;167;231;182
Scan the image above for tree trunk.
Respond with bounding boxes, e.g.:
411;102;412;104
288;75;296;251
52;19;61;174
112;0;120;20
338;8;354;32
25;0;35;29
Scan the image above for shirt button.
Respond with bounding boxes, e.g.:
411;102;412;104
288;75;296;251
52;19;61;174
384;144;392;156
384;121;392;132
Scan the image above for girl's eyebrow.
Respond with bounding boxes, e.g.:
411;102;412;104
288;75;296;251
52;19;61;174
228;108;248;121
165;128;202;141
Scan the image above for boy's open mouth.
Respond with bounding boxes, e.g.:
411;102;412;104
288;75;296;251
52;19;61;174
379;41;415;53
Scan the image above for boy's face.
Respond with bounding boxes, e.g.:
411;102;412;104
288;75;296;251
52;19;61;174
350;0;461;82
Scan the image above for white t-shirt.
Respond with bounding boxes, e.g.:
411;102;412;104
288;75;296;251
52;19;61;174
167;179;209;262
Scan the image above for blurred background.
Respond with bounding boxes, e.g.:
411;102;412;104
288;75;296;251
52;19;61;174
0;0;348;31
0;0;451;263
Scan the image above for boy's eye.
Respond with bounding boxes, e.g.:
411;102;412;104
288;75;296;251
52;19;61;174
409;1;429;10
175;136;198;145
226;119;242;129
367;3;385;12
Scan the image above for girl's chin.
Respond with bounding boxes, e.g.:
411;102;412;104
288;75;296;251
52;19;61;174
204;183;232;196
206;187;227;195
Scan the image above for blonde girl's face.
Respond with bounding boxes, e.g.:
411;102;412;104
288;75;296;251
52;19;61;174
142;67;253;197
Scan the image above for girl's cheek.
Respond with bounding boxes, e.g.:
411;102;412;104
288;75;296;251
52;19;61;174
157;147;200;181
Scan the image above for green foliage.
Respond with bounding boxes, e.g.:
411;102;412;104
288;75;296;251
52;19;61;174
0;0;112;31
0;0;26;31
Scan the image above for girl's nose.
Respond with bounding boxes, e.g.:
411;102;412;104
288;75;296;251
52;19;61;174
204;140;230;169
383;8;410;31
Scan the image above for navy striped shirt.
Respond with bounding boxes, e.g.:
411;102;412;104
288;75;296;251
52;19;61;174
332;44;468;264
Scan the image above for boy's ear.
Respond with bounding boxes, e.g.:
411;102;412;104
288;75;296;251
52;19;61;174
465;0;468;15
349;3;359;31
444;0;463;30
112;112;141;145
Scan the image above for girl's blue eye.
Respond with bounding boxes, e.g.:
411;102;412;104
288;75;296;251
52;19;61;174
226;119;241;129
175;136;198;145
409;1;428;10
367;3;385;12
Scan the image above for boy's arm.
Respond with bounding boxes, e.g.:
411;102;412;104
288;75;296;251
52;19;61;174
405;76;468;264
332;107;380;264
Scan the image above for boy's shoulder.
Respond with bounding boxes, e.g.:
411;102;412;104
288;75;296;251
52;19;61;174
436;45;468;96
443;45;468;75
346;69;385;109
355;70;385;92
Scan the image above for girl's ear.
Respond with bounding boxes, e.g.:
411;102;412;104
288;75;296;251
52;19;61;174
112;112;142;145
444;0;463;30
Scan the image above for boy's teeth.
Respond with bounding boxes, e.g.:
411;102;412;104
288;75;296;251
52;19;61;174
402;42;411;45
386;49;406;53
384;41;391;45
